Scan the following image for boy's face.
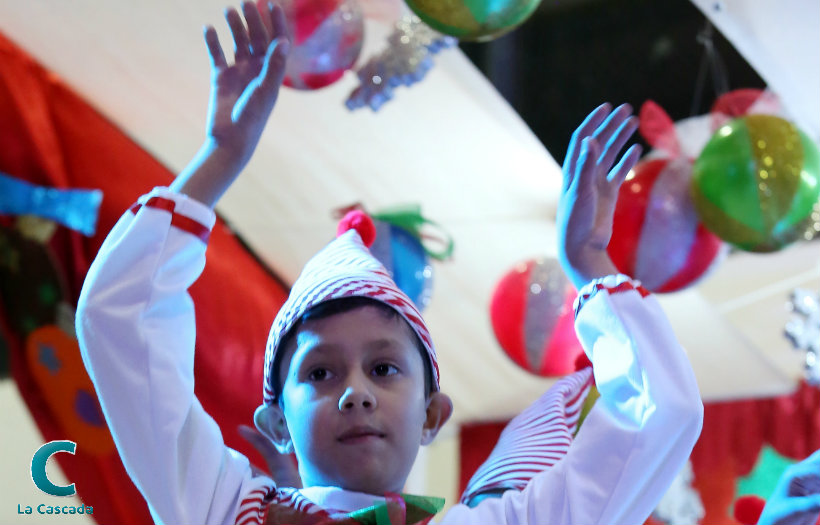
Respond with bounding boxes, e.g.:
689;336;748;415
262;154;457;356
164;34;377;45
266;305;451;495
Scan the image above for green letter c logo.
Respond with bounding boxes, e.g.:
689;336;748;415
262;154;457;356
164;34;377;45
31;441;76;497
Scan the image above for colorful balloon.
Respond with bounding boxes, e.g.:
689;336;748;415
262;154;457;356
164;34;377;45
270;0;364;90
369;220;434;310
489;258;582;377
608;158;726;293
403;0;542;41
692;115;820;252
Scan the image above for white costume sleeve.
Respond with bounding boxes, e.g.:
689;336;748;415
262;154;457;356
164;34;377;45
440;275;704;525
76;187;274;525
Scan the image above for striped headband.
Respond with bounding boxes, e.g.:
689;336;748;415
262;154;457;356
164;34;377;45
262;210;440;405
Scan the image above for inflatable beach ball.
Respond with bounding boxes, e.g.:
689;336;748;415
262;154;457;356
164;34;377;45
489;258;582;377
404;0;542;41
608;158;726;293
269;0;364;90
692;115;820;252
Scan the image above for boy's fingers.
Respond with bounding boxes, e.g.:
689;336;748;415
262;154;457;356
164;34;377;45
780;460;820;490
565;103;611;181
269;3;289;42
259;37;290;90
599;115;639;170
238;37;289;122
780;494;820;515
203;26;227;69
608;143;642;187
243;0;268;55
226;6;251;59
574;137;600;192
593;103;632;153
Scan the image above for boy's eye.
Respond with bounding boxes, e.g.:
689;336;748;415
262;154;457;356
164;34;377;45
372;363;398;377
308;368;331;381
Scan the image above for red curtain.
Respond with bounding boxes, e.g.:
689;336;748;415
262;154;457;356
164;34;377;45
460;382;820;524
0;32;289;524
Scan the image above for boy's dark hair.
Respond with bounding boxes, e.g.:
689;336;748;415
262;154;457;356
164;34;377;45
272;296;434;403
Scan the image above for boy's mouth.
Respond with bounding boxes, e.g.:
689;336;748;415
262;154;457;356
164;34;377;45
337;426;385;443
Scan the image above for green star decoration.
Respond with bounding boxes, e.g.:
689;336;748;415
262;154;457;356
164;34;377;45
736;445;797;500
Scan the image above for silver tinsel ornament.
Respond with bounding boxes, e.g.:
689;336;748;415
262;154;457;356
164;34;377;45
651;461;705;525
346;15;457;111
784;288;820;386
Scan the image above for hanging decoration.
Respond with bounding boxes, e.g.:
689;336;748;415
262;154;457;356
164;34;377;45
691;115;820;252
607;157;726;293
402;0;542;41
263;0;365;90
25;326;115;456
651;461;705;525
370;221;433;310
0;172;102;236
489;258;582;377
346;15;457;111
0;223;66;337
335;203;453;311
605;99;730;293
795;199;820;242
785;288;820;386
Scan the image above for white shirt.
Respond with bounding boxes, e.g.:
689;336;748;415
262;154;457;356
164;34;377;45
76;187;703;525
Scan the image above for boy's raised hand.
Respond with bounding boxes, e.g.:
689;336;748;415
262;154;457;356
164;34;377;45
557;103;642;290
204;1;290;168
173;2;290;208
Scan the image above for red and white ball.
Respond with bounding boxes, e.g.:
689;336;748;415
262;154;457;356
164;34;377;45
607;157;726;293
489;258;583;377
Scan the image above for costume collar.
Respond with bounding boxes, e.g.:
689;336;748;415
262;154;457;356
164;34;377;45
299;486;385;513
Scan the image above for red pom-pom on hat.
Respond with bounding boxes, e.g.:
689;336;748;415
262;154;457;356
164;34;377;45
337;209;376;247
733;495;766;525
574;352;593;371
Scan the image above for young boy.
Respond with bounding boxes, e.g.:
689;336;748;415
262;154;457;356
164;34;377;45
76;2;703;524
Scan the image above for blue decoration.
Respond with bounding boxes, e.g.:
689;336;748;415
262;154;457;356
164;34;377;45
370;221;433;311
0;172;103;236
74;389;106;427
37;342;61;374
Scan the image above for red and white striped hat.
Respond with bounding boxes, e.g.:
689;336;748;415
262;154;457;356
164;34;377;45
263;210;440;405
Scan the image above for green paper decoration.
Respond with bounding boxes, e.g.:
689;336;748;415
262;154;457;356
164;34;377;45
372;204;454;261
736;445;797;500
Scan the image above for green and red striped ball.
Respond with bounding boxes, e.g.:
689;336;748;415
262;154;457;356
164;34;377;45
404;0;542;42
692;115;820;252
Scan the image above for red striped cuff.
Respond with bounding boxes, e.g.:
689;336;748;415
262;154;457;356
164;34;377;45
130;196;211;244
574;275;650;318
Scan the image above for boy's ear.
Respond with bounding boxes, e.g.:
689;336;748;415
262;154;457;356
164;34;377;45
254;404;294;454
421;392;453;446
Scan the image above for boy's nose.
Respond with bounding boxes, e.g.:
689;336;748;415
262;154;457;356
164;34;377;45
338;384;377;412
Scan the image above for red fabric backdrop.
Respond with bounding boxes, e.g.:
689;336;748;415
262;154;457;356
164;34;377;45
0;32;289;524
